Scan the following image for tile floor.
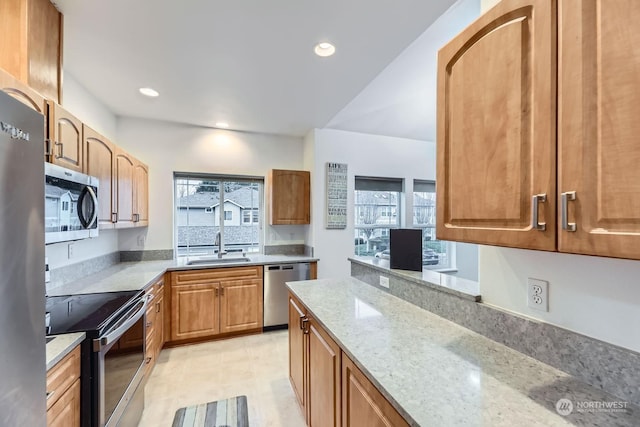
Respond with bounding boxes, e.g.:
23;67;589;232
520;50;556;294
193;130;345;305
138;330;306;426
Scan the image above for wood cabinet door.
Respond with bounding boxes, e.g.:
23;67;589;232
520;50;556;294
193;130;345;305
47;378;80;427
558;0;640;260
83;125;116;229
288;295;306;411
341;354;408;427
270;169;310;225
155;293;164;355
48;102;83;172
115;149;135;228
308;317;341;427
219;278;263;334
436;0;556;250
27;0;62;103
170;282;219;341
0;67;47;114
134;160;149;226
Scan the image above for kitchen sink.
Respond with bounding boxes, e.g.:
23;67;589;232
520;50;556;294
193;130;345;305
186;257;251;266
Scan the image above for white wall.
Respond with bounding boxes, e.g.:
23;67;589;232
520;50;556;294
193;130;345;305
307;128;478;279
115;117;308;252
45;72;120;270
474;0;640;353
62;73;118;141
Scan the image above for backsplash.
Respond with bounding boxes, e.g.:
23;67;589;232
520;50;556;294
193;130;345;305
47;251;120;294
263;244;312;256
351;261;640;408
120;250;174;262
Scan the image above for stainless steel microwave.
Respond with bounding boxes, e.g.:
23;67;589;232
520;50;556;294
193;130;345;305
45;163;99;244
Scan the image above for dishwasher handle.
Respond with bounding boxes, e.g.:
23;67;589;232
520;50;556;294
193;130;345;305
266;263;310;272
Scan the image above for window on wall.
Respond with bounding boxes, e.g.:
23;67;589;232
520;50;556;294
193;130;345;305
413;180;453;269
354;176;403;257
174;173;263;257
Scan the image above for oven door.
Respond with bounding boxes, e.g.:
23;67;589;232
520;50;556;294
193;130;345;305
93;296;148;427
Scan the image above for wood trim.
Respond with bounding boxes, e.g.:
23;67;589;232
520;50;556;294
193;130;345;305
310;262;318;280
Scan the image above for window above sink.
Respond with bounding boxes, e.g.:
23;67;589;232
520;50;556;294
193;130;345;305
174;173;264;259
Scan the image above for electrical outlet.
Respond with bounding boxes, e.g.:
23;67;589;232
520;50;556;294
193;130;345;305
137;235;146;247
379;276;390;289
527;278;548;312
68;243;75;259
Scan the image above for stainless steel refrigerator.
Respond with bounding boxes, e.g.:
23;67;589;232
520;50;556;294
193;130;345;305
0;90;46;426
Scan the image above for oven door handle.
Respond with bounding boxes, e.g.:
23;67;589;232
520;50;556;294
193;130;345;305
93;296;149;352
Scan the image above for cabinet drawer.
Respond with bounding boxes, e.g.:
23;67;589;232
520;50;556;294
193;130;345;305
172;266;262;285
46;345;80;410
47;378;80;427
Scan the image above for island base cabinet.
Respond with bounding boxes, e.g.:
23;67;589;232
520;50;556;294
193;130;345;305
342;354;409;427
307;317;341;427
289;296;306;410
288;293;341;427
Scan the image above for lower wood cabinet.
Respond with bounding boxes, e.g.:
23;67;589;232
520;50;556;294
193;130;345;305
169;266;263;343
342;355;409;427
289;293;409;427
46;345;81;427
144;276;165;377
289;293;341;427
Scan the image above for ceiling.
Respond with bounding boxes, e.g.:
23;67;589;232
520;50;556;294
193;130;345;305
53;0;475;140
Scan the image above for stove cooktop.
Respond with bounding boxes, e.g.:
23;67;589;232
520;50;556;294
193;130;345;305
46;290;142;336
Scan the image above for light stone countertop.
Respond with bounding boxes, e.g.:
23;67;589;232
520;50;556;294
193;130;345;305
46;332;85;371
48;255;318;296
287;277;640;427
350;256;480;301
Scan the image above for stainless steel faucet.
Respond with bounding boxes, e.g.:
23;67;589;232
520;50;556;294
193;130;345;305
214;231;226;258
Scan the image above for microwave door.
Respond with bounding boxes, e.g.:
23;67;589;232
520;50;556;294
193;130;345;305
77;185;98;229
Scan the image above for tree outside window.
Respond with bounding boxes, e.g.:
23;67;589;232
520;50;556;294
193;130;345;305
413;180;453;269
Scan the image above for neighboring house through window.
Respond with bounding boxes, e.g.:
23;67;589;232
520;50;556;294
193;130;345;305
174;174;263;257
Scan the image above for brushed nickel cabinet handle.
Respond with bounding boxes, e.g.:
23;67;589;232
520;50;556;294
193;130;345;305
531;194;547;231
301;317;309;334
561;191;577;232
54;142;63;159
46;390;55;400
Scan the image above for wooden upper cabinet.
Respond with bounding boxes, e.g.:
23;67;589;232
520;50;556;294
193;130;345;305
270;169;311;225
436;0;556;251
83;125;116;229
115;149;135;228
47;102;83;171
0;67;47;114
0;0;62;103
134;160;149;227
557;0;640;260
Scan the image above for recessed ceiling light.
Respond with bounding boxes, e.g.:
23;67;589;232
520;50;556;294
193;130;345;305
139;87;159;97
314;42;336;57
215;122;229;129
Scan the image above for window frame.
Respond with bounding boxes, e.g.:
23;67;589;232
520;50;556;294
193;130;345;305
412;180;454;270
354;176;403;257
174;173;264;257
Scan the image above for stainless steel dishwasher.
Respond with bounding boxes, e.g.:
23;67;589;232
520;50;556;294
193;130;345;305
264;263;310;329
